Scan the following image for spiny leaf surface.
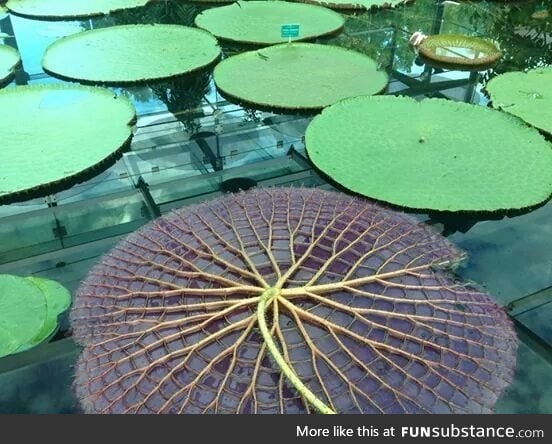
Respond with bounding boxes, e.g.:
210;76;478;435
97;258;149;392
71;187;517;414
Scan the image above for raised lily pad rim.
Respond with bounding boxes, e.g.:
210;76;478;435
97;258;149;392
194;1;345;46
0;84;136;205
41;24;221;86
0;44;20;84
292;0;415;12
305;94;552;214
6;0;151;20
213;42;389;113
418;34;502;71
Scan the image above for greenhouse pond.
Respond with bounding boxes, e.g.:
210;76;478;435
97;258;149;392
0;0;551;414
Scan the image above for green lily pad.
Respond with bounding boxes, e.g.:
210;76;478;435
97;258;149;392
0;274;47;358
25;277;71;349
42;24;220;84
293;0;410;11
213;43;388;112
0;44;19;84
418;34;501;71
6;0;150;19
305;95;552;212
194;1;344;46
485;67;552;136
0;84;135;203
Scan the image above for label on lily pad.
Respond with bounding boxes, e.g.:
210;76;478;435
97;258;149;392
281;24;300;38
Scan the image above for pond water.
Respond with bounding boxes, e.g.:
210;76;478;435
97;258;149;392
0;0;550;414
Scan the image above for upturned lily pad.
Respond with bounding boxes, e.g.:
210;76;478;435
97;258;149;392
293;0;411;11
71;187;517;414
42;24;220;84
6;0;150;19
0;274;71;358
305;95;552;212
0;44;19;84
0;84;135;203
485;67;552;136
418;34;501;71
213;43;388;112
194;1;344;46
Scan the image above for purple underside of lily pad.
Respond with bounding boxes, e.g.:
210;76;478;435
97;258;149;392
71;187;517;414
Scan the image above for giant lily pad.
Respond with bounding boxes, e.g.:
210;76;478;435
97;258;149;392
485;67;552;136
0;44;19;85
293;0;411;11
213;43;388;112
42;24;220;84
305;95;552;212
194;1;344;46
418;34;502;71
71;187;517;414
0;85;135;203
0;274;71;358
6;0;150;19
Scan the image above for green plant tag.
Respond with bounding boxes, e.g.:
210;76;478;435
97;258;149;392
281;23;300;38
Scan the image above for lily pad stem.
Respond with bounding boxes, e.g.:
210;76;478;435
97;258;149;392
257;287;336;414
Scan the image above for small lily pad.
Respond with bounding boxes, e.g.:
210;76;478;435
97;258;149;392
42;24;220;84
195;1;344;46
0;44;20;85
305;95;552;212
6;0;150;19
418;34;501;71
213;42;388;112
0;84;135;203
0;275;47;358
485;67;552;136
25;277;71;348
0;275;71;358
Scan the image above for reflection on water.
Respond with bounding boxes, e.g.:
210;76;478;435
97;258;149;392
0;0;550;414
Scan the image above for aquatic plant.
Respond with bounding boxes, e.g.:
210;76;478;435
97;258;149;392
0;85;135;203
71;187;517;414
294;0;413;11
194;1;345;46
305;95;552;212
417;34;502;71
0;44;19;85
42;25;220;85
0;274;71;358
213;43;388;112
5;0;150;19
485;67;552;137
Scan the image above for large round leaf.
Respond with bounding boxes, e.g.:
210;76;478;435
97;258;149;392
42;24;220;84
293;0;411;11
0;44;19;85
6;0;150;19
25;276;71;349
213;43;388;112
71;187;517;414
0;275;47;358
0;85;135;203
305;95;552;212
418;34;501;71
486;67;552;136
194;1;344;46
